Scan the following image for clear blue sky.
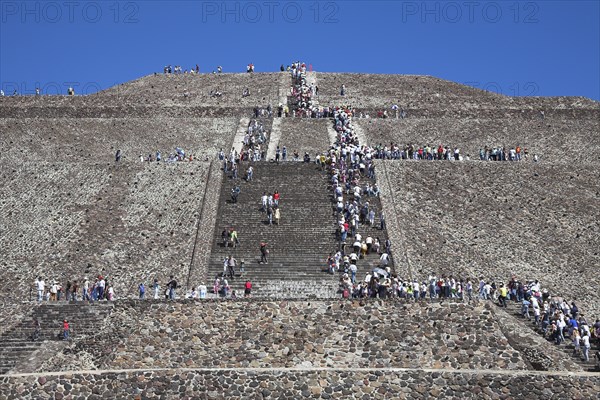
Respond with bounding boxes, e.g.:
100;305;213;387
1;0;599;99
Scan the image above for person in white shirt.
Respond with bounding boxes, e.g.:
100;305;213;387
531;296;539;309
365;236;373;253
379;252;389;267
198;284;207;299
352;240;362;255
83;278;90;301
353;186;361;202
412;281;420;299
107;285;115;301
483;283;492;300
49;281;59;301
98;277;106;299
35;277;45;301
261;192;268;211
581;332;591;362
556;316;566;344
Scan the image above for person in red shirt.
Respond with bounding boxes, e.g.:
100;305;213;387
63;319;70;341
244;281;252;297
273;191;280;206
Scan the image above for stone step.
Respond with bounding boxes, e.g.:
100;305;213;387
0;303;114;374
204;163;339;293
505;304;599;370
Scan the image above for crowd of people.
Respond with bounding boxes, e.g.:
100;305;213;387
287;66;397;300
32;275;191;303
243;118;268;161
324;105;393;295
163;64;200;74
208;276;253;298
34;276;115;302
259;191;282;225
369;143;465;161
290;62;319;117
26;65;584;354
293;75;598;366
321;142;536;163
113;148;200;163
338;270;599;363
479;146;536;162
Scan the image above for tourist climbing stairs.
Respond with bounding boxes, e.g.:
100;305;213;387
0;302;114;375
240;115;274;160
207;162;339;297
504;301;599;372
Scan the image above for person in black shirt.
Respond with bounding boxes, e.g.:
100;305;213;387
166;276;177;300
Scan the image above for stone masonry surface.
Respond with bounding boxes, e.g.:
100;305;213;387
1;72;599;397
0;117;238;163
356;115;600;163
313;73;599;113
0;162;213;298
1;368;599;399
92;300;528;371
379;161;600;319
276;119;333;158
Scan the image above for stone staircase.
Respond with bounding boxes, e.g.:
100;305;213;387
0;302;114;375
237;115;274;160
206;162;339;297
503;300;599;372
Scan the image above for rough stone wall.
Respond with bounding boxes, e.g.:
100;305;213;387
276;119;333;157
0;162;213;298
0;104;251;118
95;300;528;371
96;73;284;107
380;161;600;318
0;117;238;163
315;73;504;110
313;73;598;113
356;114;600;163
376;161;413;279
186;161;223;289
1;368;598;399
0;302;32;337
1;73;598;310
